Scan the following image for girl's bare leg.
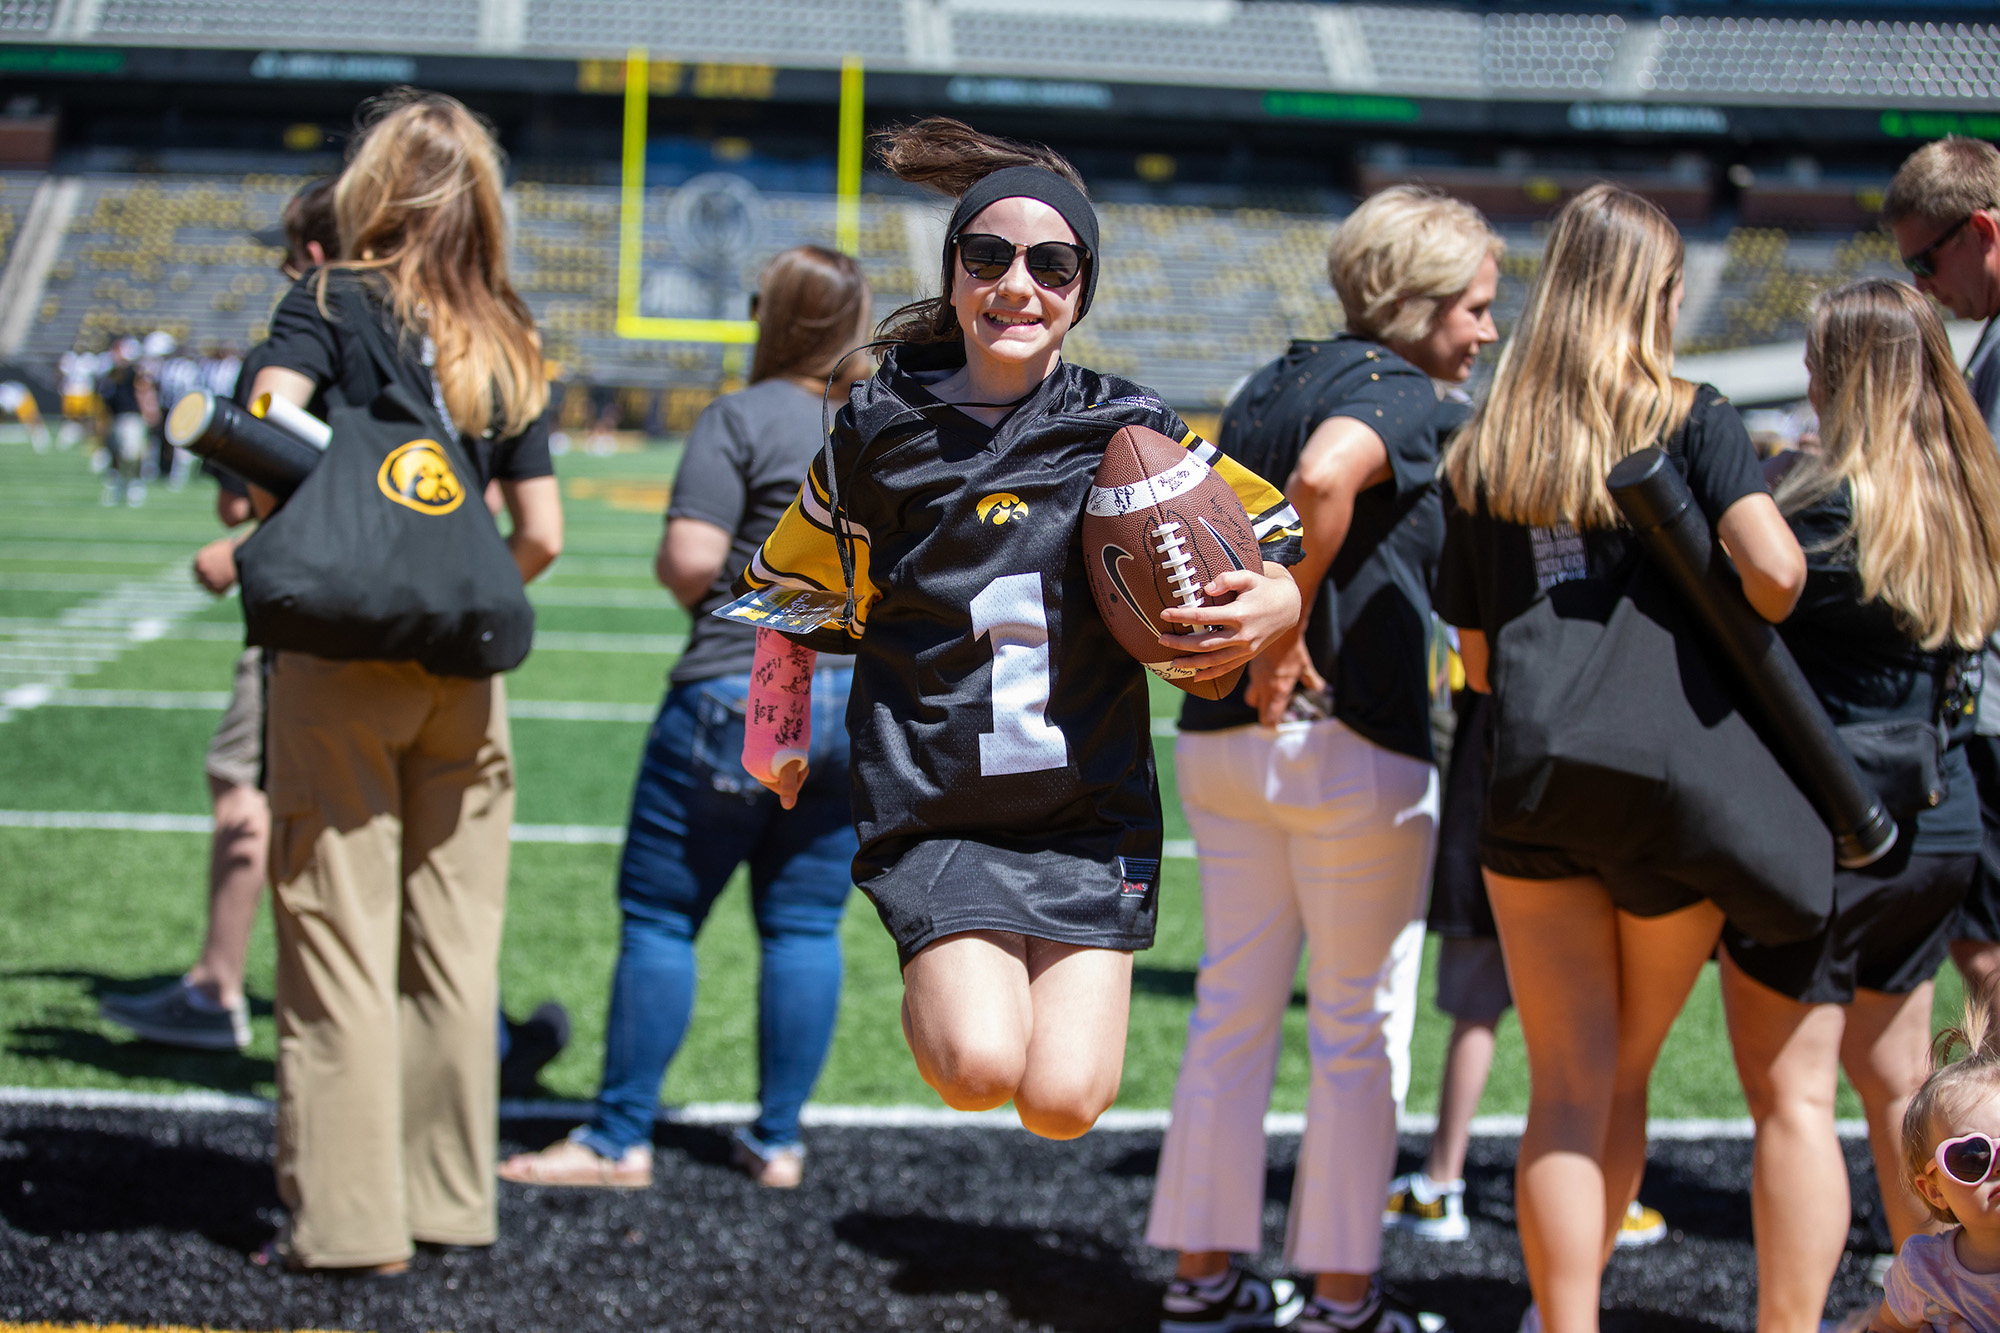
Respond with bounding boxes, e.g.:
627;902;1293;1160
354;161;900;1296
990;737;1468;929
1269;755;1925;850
1014;939;1133;1139
1841;980;1941;1251
1486;872;1621;1333
900;931;1033;1111
1600;900;1724;1259
1719;952;1850;1333
900;932;1132;1139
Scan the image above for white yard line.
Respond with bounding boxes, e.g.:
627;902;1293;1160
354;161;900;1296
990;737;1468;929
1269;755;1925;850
0;615;689;655
22;688;657;723
0;564;216;722
0;1086;1866;1138
0;808;1198;859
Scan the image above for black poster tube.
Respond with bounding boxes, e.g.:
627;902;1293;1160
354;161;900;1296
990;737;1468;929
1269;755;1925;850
164;391;320;499
1607;447;1896;869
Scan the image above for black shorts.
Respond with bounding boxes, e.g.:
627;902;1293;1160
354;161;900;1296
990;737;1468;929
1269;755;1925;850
1476;833;1706;919
1956;733;2000;942
860;837;1160;967
1429;692;1497;940
1722;841;1973;1005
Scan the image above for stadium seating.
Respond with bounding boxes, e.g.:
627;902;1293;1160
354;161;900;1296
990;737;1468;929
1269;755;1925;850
0;173;41;272
1642;16;2000;103
8;0;2000;108
1679;227;1905;355
95;0;479;47
0;0;54;35
17;174;293;365
0;169;1928;410
524;0;906;62
945;3;1330;89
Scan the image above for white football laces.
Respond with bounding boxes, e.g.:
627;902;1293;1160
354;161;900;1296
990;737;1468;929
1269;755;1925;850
1152;519;1214;633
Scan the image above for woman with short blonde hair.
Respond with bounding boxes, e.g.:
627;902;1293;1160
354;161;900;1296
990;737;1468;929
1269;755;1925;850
1327;184;1505;347
250;89;562;1273
1437;183;1807;1333
1147;187;1501;1333
1721;278;2000;1333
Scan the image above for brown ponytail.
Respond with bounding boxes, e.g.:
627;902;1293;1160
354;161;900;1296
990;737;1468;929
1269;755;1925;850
874;118;1088;346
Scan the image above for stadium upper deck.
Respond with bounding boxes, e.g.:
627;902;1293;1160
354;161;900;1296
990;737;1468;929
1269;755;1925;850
0;0;1995;111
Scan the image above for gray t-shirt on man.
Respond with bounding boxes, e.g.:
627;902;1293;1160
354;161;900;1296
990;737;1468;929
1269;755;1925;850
667;378;831;685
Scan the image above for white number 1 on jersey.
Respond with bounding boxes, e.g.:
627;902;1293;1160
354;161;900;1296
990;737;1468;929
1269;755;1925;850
970;572;1069;777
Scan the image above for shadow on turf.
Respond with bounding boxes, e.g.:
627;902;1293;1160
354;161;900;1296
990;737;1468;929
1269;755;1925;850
835;1210;1156;1331
5;968;274;1091
1131;965;1305;1008
0;1122;277;1251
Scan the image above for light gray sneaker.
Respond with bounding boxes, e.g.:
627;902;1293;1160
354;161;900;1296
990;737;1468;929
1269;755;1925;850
100;979;249;1051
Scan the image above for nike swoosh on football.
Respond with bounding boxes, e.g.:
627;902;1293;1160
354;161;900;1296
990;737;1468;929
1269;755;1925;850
1101;544;1162;637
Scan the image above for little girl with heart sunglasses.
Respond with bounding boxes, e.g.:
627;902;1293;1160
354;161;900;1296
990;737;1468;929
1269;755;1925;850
1873;1007;2000;1332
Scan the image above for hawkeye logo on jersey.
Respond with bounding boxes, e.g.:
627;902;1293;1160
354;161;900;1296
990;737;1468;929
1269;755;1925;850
377;439;465;515
975;492;1030;526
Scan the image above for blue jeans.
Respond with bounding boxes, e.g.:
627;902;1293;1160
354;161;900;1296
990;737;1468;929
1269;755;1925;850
576;667;856;1155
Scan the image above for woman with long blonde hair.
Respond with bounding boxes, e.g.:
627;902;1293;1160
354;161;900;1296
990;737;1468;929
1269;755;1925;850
248;89;561;1273
1720;278;2000;1333
1436;183;1806;1333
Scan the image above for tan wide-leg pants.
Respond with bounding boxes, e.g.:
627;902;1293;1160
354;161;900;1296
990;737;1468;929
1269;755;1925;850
266;651;513;1268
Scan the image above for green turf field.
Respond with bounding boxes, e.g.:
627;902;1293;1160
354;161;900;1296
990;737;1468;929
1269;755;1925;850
0;434;1969;1119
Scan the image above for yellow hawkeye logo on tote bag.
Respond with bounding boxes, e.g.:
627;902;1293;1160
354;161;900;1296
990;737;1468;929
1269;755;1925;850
377;439;466;514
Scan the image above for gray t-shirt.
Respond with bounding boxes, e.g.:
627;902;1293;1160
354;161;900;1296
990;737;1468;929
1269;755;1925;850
1883;1228;2000;1332
667;378;831;685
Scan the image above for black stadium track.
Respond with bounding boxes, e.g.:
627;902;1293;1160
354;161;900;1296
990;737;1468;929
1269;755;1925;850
0;1106;1892;1332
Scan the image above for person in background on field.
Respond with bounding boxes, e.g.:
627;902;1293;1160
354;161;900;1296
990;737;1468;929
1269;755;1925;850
1722;279;2000;1333
99;172;573;1090
1146;184;1496;1333
99;176;341;1055
96;337;155;507
0;380;50;451
1883;136;2000;1020
499;247;873;1191
248;90;563;1274
1437;184;1807;1333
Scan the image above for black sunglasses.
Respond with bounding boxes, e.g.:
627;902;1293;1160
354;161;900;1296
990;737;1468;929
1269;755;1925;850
1903;214;1972;280
955;232;1088;290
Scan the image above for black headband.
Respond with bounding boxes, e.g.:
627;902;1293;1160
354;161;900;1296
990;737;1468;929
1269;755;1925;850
944;164;1100;322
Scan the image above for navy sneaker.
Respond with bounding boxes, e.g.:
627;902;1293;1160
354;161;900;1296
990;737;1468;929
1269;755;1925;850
1160;1267;1304;1332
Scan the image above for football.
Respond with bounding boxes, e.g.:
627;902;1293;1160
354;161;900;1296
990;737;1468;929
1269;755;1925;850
1082;424;1264;702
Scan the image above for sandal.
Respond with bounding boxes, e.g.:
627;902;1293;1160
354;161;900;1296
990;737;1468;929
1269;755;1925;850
730;1127;804;1189
497;1134;653;1188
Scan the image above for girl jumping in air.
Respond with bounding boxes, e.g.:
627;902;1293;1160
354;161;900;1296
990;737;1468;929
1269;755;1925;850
733;119;1304;1140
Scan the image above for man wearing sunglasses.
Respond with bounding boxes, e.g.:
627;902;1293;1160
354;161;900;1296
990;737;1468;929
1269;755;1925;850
1884;138;2000;1046
1885;137;2000;440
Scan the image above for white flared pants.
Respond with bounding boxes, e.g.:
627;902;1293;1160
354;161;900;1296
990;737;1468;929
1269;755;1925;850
1147;719;1437;1273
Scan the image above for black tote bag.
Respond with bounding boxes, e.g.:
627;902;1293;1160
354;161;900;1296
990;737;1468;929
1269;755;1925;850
235;306;534;678
1482;532;1834;948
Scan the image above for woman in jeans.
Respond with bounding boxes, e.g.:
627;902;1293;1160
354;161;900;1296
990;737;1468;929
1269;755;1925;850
1719;279;2000;1333
500;246;871;1190
1147;185;1501;1333
1437;184;1806;1333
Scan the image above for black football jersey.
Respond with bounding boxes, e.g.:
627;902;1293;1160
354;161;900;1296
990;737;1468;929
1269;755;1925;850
739;341;1303;893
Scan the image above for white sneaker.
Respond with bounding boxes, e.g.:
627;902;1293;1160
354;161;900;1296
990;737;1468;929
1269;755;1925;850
1383;1172;1469;1241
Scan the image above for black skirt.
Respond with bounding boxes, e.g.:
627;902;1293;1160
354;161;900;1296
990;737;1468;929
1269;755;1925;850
1722;837;1973;1004
860;838;1160;967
